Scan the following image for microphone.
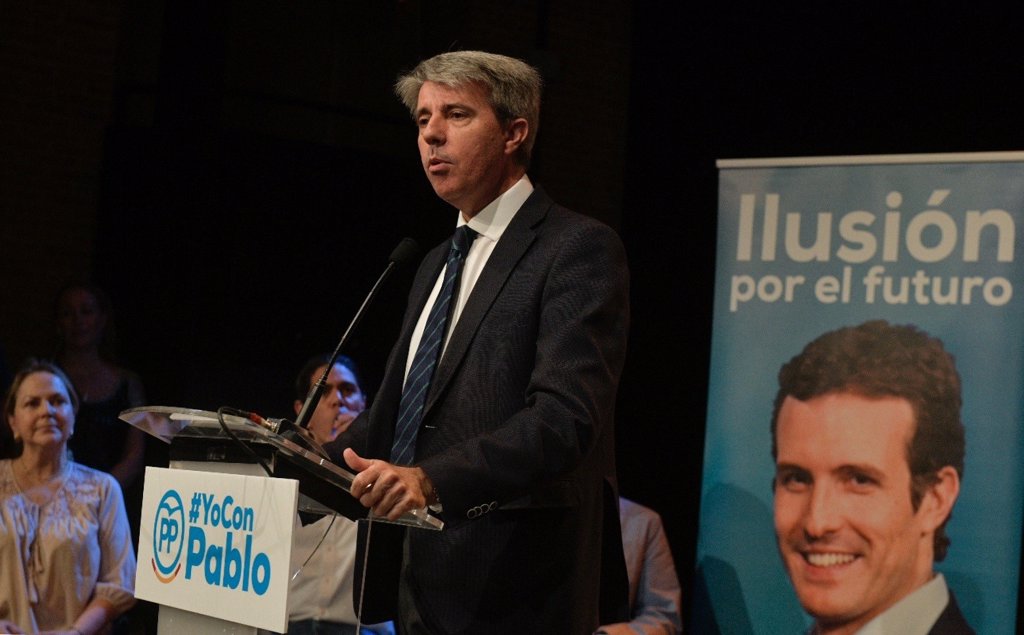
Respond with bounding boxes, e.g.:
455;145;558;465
239;411;330;457
207;406;327;460
243;413;291;435
293;237;421;432
388;237;421;267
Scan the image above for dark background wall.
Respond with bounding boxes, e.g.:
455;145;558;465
3;2;1024;630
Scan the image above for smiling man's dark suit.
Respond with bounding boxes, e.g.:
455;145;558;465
336;185;630;634
929;592;974;634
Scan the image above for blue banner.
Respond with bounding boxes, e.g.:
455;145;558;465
695;153;1024;634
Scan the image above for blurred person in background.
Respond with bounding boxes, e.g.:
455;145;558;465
283;354;392;635
0;359;136;633
53;282;147;535
596;498;683;635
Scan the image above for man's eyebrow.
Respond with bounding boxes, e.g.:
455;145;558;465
835;463;887;481
416;102;475;116
774;461;887;478
773;462;807;474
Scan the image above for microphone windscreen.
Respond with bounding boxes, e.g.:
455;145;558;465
389;237;421;266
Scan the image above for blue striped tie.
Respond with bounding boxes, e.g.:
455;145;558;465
390;224;477;465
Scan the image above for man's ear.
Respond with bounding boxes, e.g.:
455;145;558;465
918;466;960;532
293;400;303;417
504;117;529;156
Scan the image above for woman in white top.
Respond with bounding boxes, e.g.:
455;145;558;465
0;359;136;634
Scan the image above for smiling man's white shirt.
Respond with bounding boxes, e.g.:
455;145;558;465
810;573;950;635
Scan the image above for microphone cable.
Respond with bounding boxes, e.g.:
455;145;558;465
216;406;275;477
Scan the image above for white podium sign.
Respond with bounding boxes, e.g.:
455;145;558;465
136;466;297;632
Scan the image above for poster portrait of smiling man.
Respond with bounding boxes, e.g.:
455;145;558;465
771;320;972;634
692;153;1024;635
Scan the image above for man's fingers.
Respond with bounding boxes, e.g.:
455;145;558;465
347;461;427;518
342;447;369;471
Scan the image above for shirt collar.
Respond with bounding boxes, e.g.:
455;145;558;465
457;175;533;244
816;573;949;635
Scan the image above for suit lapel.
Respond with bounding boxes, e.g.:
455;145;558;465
424;188;552;415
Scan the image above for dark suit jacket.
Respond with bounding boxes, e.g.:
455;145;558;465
332;186;630;634
929;591;974;635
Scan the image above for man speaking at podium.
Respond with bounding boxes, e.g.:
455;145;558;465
328;50;631;633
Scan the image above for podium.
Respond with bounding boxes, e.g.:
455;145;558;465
121;406;442;633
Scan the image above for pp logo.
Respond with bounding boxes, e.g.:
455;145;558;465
152;489;186;583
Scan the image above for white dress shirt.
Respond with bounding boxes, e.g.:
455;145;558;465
811;573;951;635
404;176;534;383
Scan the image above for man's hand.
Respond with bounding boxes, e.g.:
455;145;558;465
343;448;437;521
